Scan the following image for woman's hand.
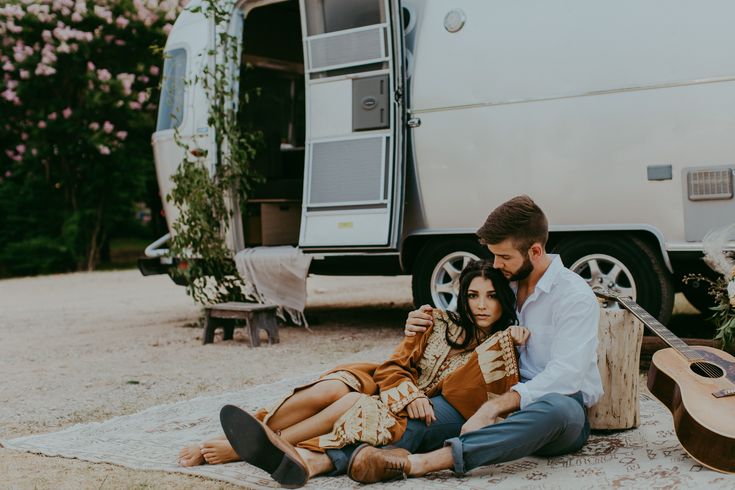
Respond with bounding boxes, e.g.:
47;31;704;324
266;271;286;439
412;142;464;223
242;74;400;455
404;305;434;337
507;326;530;346
406;396;436;425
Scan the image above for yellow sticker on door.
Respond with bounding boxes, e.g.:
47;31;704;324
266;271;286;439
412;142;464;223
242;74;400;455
337;222;354;229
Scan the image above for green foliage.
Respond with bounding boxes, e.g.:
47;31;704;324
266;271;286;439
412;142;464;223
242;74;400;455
683;273;735;350
0;0;185;276
167;0;262;305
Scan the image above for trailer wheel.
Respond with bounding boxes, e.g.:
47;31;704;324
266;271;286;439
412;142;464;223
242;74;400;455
412;239;490;311
553;236;674;324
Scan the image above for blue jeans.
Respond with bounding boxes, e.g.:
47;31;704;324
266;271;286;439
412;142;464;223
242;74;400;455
325;392;589;475
325;395;465;475
445;392;590;474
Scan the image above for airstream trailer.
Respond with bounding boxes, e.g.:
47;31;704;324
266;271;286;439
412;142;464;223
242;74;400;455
142;0;735;323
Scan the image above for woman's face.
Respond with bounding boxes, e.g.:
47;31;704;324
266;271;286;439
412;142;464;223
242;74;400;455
467;276;503;330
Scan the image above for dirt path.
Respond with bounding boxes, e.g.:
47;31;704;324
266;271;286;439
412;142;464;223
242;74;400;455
0;270;413;489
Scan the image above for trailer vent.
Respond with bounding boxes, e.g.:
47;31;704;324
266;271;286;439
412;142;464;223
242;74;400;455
308;137;385;205
308;26;385;72
686;168;734;201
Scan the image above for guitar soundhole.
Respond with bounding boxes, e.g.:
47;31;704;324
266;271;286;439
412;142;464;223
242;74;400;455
690;362;724;378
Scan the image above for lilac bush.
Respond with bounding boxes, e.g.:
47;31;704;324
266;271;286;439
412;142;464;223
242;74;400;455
0;0;186;275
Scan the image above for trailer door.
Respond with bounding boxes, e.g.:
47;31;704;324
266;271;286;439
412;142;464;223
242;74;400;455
298;0;405;249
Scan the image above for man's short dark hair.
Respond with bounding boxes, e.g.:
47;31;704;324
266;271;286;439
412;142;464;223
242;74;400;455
477;195;549;251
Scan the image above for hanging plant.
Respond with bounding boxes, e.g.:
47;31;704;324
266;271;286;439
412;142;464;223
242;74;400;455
166;0;262;305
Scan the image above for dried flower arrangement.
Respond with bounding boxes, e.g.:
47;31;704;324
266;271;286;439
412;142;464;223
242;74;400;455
683;224;735;350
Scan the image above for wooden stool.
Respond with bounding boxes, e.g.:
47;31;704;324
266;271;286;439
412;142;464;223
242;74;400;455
588;308;644;430
203;302;279;347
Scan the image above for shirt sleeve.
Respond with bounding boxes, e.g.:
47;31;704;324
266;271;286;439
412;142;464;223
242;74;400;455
511;292;599;409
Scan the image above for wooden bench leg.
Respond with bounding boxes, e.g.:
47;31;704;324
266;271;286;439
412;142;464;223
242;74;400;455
223;321;235;341
252;310;279;345
247;314;261;348
203;310;216;345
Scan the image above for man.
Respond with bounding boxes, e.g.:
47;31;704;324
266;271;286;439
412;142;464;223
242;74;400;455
347;194;603;482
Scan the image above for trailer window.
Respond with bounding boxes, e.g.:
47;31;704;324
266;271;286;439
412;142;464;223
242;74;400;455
305;0;383;36
156;48;187;131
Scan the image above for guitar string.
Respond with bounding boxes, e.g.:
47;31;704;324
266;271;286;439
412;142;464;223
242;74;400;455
601;293;724;379
629;304;722;378
630;307;723;378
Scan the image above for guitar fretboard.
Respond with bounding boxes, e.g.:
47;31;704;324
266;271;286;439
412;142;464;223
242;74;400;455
615;297;704;362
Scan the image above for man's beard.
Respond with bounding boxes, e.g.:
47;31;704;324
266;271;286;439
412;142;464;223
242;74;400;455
509;256;534;281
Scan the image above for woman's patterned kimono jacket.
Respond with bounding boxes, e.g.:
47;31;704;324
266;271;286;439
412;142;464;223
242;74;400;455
257;310;519;452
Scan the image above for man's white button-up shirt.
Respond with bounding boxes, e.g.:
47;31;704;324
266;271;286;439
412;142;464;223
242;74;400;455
511;255;604;409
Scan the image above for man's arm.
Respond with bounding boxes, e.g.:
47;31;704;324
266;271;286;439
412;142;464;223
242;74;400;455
404;304;434;336
460;391;521;434
512;293;600;409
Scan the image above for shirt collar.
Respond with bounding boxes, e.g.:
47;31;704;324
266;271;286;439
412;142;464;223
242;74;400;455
535;254;563;294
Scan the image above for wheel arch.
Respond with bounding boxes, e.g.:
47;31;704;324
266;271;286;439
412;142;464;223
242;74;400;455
401;226;672;274
400;231;483;273
547;226;672;273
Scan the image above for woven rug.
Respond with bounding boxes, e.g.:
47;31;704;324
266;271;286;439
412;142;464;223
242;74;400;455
3;367;733;489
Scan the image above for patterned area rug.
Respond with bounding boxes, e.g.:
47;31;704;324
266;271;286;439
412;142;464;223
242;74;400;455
2;366;734;489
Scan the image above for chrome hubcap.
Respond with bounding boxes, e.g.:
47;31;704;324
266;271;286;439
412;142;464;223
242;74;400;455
430;251;480;311
570;253;637;300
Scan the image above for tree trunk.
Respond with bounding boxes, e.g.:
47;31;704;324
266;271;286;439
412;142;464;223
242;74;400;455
588;308;644;430
86;205;104;271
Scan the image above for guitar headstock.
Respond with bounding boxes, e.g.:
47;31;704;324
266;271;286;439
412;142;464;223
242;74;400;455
592;286;632;303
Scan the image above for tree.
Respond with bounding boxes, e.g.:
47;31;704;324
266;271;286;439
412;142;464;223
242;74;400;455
0;0;187;275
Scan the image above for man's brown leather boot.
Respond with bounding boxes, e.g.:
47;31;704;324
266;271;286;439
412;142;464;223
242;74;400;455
347;444;412;484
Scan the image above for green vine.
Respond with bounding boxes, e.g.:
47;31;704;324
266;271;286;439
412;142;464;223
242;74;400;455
166;0;262;305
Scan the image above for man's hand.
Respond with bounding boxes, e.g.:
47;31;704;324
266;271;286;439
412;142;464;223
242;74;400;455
507;326;530;346
406;397;436;425
405;305;434;337
460;391;521;435
460;404;498;434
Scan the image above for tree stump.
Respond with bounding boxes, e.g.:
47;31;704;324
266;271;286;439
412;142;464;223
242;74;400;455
588;308;644;430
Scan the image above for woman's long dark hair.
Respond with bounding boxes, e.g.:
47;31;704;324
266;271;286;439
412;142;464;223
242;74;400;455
446;260;517;349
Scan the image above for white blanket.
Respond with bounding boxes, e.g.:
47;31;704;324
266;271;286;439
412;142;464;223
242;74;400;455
3;369;732;489
234;246;312;326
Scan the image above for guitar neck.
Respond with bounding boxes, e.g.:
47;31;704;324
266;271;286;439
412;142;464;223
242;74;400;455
615;297;702;362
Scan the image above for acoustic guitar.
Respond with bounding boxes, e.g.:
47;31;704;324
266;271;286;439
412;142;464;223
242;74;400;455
593;287;735;474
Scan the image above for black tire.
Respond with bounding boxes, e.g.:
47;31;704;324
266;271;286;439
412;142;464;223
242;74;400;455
552;235;674;324
411;238;491;310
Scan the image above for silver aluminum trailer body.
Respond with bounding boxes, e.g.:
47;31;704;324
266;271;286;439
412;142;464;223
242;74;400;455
146;0;735;324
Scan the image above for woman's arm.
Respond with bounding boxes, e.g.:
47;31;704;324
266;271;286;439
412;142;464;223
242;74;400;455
372;321;433;414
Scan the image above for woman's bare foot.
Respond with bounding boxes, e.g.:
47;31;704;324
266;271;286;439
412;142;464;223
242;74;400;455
200;438;240;465
178;442;205;467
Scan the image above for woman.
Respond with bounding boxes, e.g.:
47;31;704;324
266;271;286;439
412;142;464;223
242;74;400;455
180;261;527;480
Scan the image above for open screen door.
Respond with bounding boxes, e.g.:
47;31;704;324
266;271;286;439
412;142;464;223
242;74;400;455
298;0;405;249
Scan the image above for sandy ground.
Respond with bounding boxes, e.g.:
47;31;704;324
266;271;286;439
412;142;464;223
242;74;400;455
0;269;414;489
0;269;702;489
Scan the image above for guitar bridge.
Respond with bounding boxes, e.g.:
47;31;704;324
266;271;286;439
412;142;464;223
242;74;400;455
712;388;735;398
